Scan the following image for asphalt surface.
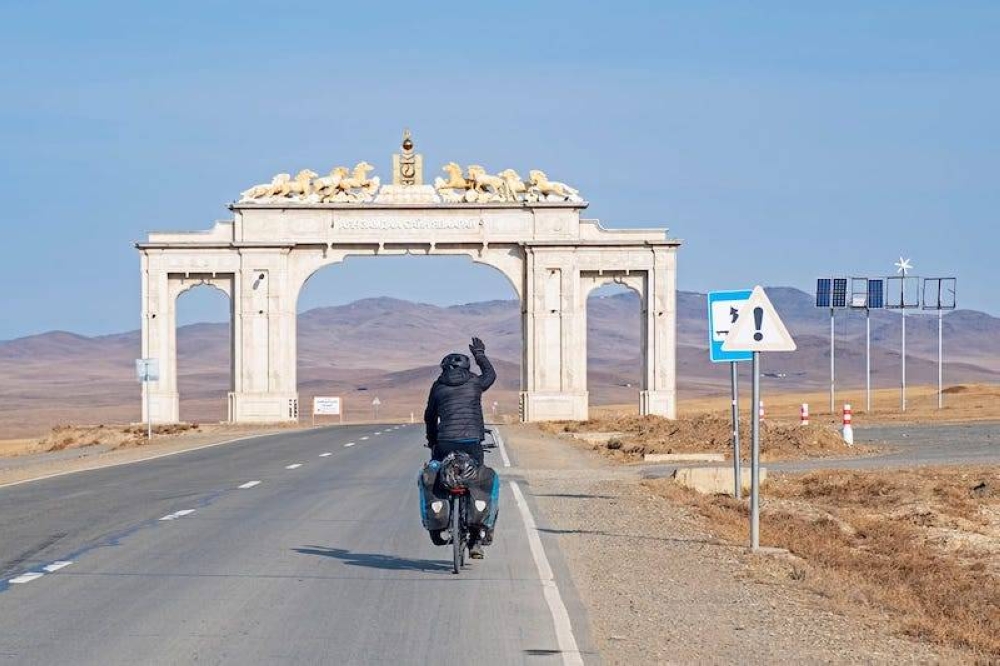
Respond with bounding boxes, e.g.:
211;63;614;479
0;425;595;665
640;421;1000;479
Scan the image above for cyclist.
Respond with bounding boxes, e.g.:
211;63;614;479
424;336;496;558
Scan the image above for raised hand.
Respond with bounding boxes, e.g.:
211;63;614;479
469;336;486;355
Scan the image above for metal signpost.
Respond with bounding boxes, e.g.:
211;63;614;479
849;277;886;412
887;258;919;411
135;358;159;440
312;396;343;425
923;277;957;409
722;286;796;551
707;290;753;499
815;278;848;413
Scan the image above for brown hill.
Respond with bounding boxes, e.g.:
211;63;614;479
0;288;997;438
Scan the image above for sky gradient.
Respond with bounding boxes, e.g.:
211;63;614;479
1;1;997;338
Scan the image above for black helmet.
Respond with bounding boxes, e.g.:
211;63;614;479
440;353;471;370
439;451;478;491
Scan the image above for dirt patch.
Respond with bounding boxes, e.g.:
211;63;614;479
34;423;201;453
647;467;1000;659
542;414;873;462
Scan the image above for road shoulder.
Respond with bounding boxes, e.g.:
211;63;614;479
503;423;961;664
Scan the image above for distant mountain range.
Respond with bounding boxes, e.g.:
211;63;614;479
1;287;997;437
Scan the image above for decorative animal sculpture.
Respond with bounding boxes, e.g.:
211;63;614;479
241;173;290;200
277;169;319;198
313;166;349;198
338;162;375;192
498;168;527;199
466;165;506;194
528;170;579;199
434;162;469;191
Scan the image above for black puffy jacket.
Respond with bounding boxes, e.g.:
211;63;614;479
424;352;496;445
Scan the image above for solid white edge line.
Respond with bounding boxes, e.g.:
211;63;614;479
509;481;583;666
9;572;45;584
495;427;511;468
43;561;72;573
238;480;261;489
285;463;302;469
0;428;325;490
319;452;332;457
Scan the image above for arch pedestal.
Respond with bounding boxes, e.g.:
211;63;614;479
138;203;680;424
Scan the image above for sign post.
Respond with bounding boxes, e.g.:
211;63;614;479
312;396;343;426
923;277;957;409
135;358;159;440
707;290;753;499
722;286;796;551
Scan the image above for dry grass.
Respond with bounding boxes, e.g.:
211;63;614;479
543;413;869;461
676;383;1000;425
647;467;1000;658
37;423;202;452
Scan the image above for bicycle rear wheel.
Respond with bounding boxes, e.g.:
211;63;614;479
451;495;462;574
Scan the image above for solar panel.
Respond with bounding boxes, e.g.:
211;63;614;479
832;278;848;308
815;278;831;308
867;279;885;309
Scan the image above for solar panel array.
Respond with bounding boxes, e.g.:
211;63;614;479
832;278;848;308
867;279;885;309
815;278;831;308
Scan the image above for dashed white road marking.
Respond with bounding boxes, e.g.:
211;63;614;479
374;431;382;435
509;481;583;666
344;442;356;448
319;452;332;457
43;561;72;573
9;572;45;584
160;509;197;521
238;480;262;489
285;463;302;470
360;436;369;441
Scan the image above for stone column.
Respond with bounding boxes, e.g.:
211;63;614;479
140;251;179;423
229;250;300;423
520;249;587;421
640;248;677;418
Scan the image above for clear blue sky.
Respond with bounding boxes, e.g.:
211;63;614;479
1;1;997;339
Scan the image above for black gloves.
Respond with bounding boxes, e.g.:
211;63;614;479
469;336;486;356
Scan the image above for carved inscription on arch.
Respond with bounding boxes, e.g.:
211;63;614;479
333;218;481;231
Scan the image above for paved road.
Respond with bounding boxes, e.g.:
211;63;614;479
641;421;1000;479
0;425;594;665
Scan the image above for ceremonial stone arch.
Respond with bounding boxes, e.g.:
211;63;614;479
137;134;681;424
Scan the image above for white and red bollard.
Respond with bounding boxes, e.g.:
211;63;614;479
800;403;809;426
842;403;854;446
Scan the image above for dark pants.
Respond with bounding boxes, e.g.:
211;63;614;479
431;439;484;466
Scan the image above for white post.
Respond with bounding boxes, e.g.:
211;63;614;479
829;308;835;414
866;309;872;413
901;308;907;411
938;309;944;409
750;352;761;551
842;403;854;446
146;377;152;441
730;361;741;500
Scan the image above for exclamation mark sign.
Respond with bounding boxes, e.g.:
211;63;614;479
753;307;764;341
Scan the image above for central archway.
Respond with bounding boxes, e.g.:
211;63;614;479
294;253;524;423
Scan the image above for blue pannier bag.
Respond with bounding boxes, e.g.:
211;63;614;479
417;460;450;532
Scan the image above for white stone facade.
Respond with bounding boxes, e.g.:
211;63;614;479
137;201;680;424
